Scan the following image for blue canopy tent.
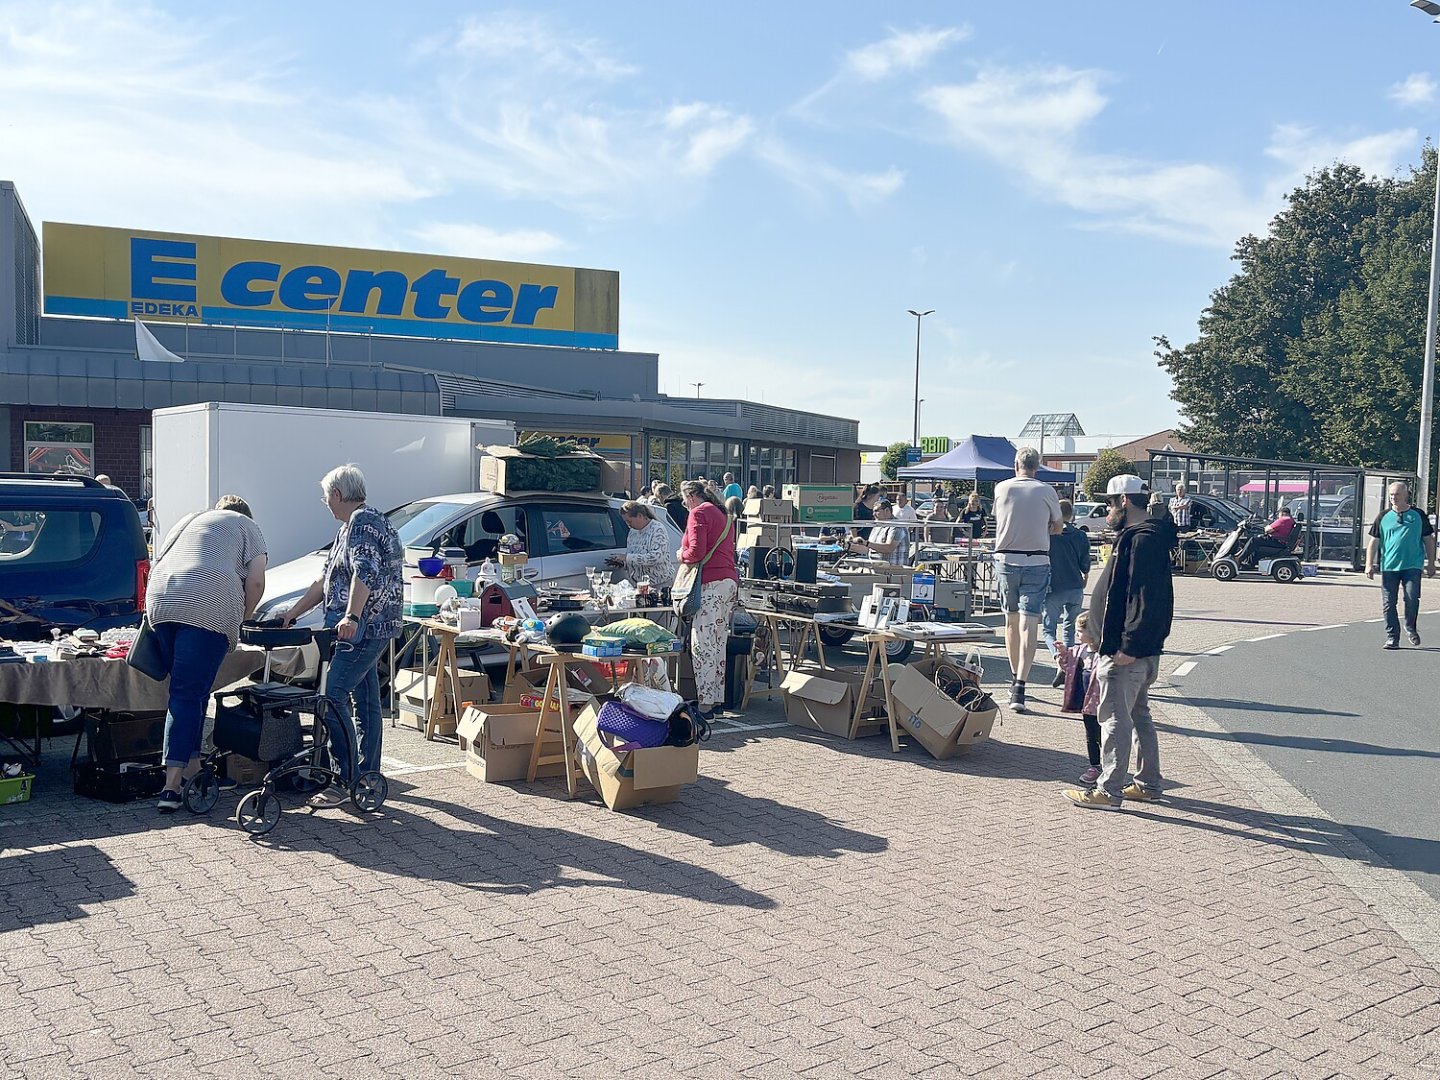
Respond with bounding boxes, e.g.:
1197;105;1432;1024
897;435;1075;484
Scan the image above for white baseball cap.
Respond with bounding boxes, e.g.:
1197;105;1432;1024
1106;475;1148;496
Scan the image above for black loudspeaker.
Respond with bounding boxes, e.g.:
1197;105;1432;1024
794;546;818;584
749;546;771;579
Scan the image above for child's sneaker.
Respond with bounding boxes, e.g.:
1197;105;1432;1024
1078;765;1100;786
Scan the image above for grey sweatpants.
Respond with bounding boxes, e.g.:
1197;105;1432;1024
1095;654;1162;799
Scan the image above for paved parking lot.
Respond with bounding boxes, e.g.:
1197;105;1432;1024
4;573;1440;1078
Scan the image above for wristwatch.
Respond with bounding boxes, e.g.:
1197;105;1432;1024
341;614;359;624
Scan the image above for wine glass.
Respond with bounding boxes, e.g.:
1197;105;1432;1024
584;566;598;598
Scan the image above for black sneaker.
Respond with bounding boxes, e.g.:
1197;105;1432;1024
1050;670;1065;689
157;790;183;813
1408;626;1422;647
1008;681;1027;713
1383;639;1399;651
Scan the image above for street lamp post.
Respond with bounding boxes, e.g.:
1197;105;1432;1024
1411;0;1440;509
907;309;935;451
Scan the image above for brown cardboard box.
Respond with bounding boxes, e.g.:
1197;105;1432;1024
737;522;792;551
455;704;568;783
743;497;794;521
779;664;888;739
395;666;491;735
887;662;997;759
224;754;270;786
478;445;625;496
501;660;611;703
572;704;699;810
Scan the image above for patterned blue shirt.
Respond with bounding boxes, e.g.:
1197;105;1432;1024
323;505;403;639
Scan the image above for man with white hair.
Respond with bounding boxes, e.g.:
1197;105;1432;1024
1169;481;1193;532
992;446;1063;712
1366;480;1435;649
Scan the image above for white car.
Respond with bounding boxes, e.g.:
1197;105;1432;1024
1072;501;1108;531
257;491;682;628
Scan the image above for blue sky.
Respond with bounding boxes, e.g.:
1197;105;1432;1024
2;1;1438;448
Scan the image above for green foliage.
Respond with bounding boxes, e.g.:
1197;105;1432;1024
1157;153;1438;470
1085;448;1138;500
508;434;602;491
880;441;912;480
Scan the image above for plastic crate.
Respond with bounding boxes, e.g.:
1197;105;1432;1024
0;771;33;805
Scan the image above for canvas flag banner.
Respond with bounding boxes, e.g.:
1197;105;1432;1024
134;318;185;363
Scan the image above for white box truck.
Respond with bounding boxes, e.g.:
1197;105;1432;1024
151;403;515;565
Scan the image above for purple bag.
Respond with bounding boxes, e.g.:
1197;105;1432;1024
596;700;670;748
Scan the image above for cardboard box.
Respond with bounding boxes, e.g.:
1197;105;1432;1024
887;662;997;759
224;754;270;786
456;704;569;783
502;664;608;705
779;664;888;739
783;484;852;510
572;704;699;811
395;665;491;734
479;444;625;496
737;522;792;551
744;497;794;521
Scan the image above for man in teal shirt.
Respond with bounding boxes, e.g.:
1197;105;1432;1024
1366;481;1436;649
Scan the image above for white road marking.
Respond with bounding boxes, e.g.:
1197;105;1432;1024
1247;634;1286;642
1207;645;1233;654
1300;623;1346;632
1173;661;1198;677
381;755;417;769
383;762;467;776
1365;618;1385;623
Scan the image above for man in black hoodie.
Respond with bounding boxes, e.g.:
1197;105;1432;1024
1064;475;1175;809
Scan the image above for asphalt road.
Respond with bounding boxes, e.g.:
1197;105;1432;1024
1170;608;1440;899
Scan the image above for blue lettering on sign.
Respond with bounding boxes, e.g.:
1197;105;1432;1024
130;238;197;302
130;301;199;317
220;261;281;306
337;269;407;316
277;265;342;311
455;279;513;323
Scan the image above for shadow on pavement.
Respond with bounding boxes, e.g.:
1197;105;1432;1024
1125;794;1440;880
642;775;888;858
253;785;779;910
0;844;135;930
1153;720;1440;759
1154;695;1360;719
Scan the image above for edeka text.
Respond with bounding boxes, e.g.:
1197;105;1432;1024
129;236;561;327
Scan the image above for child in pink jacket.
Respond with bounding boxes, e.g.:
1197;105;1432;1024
1056;612;1101;785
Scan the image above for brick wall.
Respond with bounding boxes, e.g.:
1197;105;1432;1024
10;406;149;497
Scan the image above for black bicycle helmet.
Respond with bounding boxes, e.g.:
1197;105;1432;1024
546;612;590;646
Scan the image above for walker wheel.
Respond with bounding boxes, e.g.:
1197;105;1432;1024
350;771;388;813
183;770;220;815
236;789;281;835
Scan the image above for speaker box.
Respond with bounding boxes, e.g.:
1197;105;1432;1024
794;546;818;584
749;546;772;580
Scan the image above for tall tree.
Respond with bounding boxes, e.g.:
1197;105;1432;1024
1155;160;1432;467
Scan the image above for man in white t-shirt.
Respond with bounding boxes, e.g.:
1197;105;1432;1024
992;446;1063;713
892;492;919;523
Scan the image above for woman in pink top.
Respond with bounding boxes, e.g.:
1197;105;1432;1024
677;480;740;718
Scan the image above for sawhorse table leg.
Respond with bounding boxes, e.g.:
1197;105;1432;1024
525;655;578;796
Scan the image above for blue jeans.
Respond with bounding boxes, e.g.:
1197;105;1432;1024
1042;587;1085;656
322;617;390;784
156;622;230;768
1381;568;1422;642
996;562;1050;616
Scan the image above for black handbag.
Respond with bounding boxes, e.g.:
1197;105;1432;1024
125;617;171;681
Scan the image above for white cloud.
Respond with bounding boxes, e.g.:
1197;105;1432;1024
1389;73;1437;108
754;137;903;208
845;26;971;82
921;64;1418;248
409;223;566;261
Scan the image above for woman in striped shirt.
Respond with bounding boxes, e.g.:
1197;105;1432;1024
146;494;267;813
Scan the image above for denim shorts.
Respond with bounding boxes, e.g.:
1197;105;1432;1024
996;561;1051;616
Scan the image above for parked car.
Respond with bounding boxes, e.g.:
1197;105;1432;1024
0;473;149;640
257;491;682;627
1072;501;1108;532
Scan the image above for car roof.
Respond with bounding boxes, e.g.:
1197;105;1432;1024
408;491;622;506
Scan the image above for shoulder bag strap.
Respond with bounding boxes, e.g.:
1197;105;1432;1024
692;507;729;568
153;511;201;569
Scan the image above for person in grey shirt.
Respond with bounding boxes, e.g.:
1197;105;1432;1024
992;447;1063;712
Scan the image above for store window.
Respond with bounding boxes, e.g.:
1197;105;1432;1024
25;422;95;476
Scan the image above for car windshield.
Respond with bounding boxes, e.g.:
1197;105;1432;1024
388;500;470;548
